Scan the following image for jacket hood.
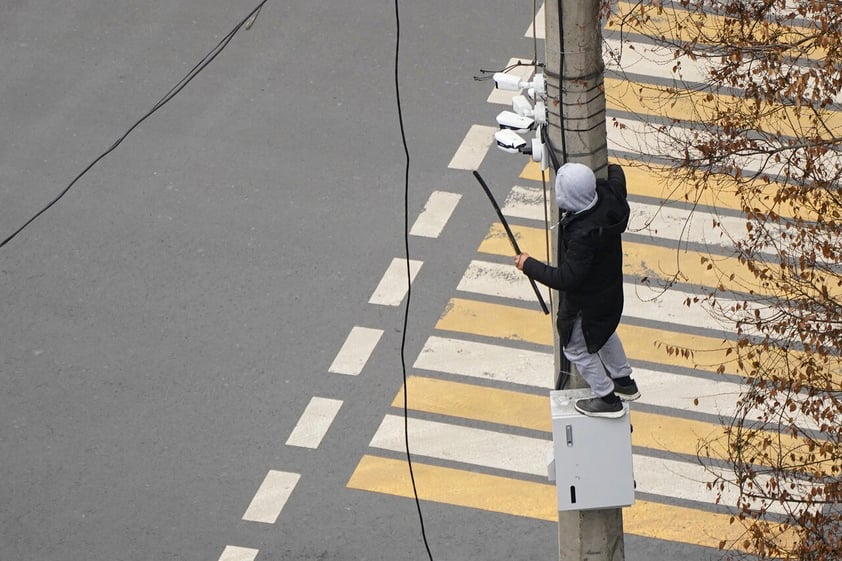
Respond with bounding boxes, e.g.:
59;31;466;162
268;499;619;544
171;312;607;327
564;180;629;240
555;163;597;212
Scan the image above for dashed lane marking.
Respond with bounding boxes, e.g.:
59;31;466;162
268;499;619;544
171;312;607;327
410;190;462;238
217;545;260;561
241;470;301;524
447;124;497;171
285;397;343;449
328;326;383;376
368;257;423;306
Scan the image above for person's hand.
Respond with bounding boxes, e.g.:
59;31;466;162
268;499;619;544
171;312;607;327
514;253;529;271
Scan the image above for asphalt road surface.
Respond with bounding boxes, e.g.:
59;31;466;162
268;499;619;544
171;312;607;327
1;1;561;560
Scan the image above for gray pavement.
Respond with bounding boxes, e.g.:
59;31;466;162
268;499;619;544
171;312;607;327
1;1;554;560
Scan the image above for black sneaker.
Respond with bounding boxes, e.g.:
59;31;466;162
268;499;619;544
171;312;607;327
574;396;625;418
613;378;641;401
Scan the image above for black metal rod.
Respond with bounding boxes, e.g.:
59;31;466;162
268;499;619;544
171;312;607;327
473;170;550;315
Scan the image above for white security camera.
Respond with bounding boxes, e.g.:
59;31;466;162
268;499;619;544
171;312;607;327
493;72;528;91
494;71;547;95
494;129;527;153
496;110;535;133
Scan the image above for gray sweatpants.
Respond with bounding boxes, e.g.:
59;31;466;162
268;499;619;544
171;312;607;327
563;315;633;398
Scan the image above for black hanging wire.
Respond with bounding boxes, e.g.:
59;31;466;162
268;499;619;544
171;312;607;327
472;59;542;82
0;0;270;250
554;0;572;390
393;1;435;560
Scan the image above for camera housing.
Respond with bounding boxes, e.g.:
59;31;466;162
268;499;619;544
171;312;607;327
493;72;527;91
494;129;528;153
496;110;535;133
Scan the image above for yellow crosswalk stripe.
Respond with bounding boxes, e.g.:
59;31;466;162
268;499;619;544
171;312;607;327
435;297;738;374
395;376;552;432
478;222;756;295
349;454;556;520
347;454;780;552
436;296;555;345
436;296;842;390
393;375;839;475
606;77;842;143
435;292;769;378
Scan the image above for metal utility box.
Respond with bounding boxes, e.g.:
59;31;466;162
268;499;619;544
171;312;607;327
549;388;635;511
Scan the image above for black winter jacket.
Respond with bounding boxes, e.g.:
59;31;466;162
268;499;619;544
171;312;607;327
522;164;630;353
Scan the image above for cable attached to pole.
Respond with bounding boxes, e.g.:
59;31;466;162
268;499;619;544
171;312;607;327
541;124;561;172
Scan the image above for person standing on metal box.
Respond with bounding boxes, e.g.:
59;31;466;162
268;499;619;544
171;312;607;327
515;162;640;418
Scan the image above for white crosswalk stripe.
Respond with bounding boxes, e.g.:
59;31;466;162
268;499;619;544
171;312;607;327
414;335;555;388
499;183;750;248
368;414;792;514
457;259;730;333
